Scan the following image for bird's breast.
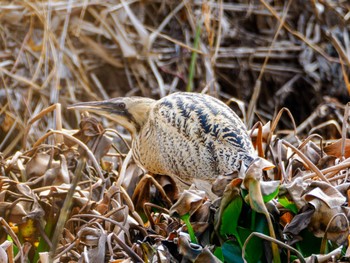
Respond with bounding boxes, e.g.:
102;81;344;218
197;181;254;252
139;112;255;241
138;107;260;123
132;93;255;180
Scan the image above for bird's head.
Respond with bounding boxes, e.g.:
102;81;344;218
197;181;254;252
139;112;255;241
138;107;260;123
68;97;156;136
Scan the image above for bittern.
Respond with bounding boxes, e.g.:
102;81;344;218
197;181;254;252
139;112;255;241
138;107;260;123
69;92;256;180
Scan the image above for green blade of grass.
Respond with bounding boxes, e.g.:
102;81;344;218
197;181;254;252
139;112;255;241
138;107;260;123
187;22;202;92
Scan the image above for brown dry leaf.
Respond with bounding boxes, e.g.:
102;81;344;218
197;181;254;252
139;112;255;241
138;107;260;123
0;112;15;133
95;183;119;215
250;121;272;154
316;155;337;170
73;116;112;160
16;183;35;199
299;141;322;167
122;163;145;197
308;201;349;245
189;222;210;242
16;184;45;220
135;241;154;262
177;234;202;261
283;204;315;236
303;181;346;208
77;227;106;262
190;200;211;223
211;173;237;196
194;247;221;263
285;180;349;245
153;174;179;203
324;139;350;158
25;152;60;179
39;184;90;208
132;174;176;214
282;177;309;209
169;187;207;218
46;155;70;186
0;202;28;224
202;2;214;47
243;157;275;184
150;241;177;262
303;182;349;244
132;175;157;214
345;235;350;257
280;211;293;227
146;210;176;237
288;140;323;174
27;154;71;187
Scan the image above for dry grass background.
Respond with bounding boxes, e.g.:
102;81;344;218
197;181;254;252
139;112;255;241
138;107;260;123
0;0;349;152
1;0;350;262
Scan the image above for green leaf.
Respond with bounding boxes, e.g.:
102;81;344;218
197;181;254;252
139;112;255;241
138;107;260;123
244;168;281;263
221;240;244;263
252;212;269;234
237;227;264;263
278;196;298;214
241;188;248;201
261;181;279;203
220;196;243;237
297;229;322;257
214;247;224;262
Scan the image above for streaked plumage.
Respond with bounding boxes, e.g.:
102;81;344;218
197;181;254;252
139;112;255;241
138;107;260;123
69;92;256;180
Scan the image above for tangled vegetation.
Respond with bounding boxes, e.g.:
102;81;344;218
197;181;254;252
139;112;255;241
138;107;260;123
1;0;350;262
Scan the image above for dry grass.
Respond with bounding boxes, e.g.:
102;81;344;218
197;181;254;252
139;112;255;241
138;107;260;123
1;0;350;262
0;0;349;151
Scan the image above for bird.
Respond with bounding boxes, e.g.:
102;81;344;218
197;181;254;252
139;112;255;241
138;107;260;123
69;92;256;181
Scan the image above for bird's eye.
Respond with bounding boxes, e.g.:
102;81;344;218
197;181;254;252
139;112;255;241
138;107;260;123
118;102;126;110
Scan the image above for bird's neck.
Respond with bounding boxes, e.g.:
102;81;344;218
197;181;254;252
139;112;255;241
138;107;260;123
126;100;154;138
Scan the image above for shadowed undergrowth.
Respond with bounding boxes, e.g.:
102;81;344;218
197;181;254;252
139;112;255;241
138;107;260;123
1;0;350;262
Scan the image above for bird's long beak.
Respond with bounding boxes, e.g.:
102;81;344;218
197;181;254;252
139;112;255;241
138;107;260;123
68;100;115;114
68;99;140;136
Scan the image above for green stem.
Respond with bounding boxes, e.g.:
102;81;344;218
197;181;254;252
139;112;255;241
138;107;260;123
187;22;202;92
181;213;198;244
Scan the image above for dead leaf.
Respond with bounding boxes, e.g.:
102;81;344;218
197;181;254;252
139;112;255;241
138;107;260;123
78;227;106;262
283;204;315;236
25;153;60;179
211;174;237;196
132;174;175;214
169;187;206;218
324;139;350;158
303;181;346;209
177;234;202;261
194;247;221;262
250;121;272;156
73;116;112;160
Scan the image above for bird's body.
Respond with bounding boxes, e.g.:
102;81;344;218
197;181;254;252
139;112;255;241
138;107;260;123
70;92;256;180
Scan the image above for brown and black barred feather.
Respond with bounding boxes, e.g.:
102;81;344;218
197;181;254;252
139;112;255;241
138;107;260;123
133;92;255;179
70;92;256;180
